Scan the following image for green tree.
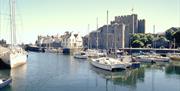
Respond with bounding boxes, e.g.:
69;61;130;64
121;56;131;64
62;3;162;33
174;30;180;47
140;37;148;46
132;40;144;48
146;34;153;45
165;27;180;41
165;28;175;41
131;33;154;48
154;36;169;48
131;34;140;41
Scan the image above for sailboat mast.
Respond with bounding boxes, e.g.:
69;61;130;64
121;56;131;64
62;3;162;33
153;25;155;48
96;17;98;50
114;25;117;58
0;1;1;39
88;24;90;49
153;25;157;54
9;0;13;46
106;10;108;50
12;0;16;45
9;0;16;46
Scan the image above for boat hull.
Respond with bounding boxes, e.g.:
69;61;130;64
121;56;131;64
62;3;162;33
74;55;87;59
170;56;180;61
1;52;27;68
90;59;112;70
0;78;12;88
90;57;129;71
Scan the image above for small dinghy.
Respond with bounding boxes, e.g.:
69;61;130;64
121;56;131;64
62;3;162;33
0;77;12;88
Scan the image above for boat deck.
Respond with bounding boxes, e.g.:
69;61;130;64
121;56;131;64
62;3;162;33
0;46;9;58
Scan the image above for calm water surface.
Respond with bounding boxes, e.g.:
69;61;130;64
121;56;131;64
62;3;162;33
0;52;180;91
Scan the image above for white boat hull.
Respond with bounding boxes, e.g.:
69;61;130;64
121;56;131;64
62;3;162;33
90;57;130;71
73;51;87;59
170;55;180;61
74;54;87;59
1;51;27;68
91;58;111;70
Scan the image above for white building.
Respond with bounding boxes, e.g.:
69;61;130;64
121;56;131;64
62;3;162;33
36;34;62;48
61;32;83;49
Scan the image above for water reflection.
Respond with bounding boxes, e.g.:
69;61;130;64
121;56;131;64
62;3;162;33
0;63;27;90
10;64;27;91
165;62;180;75
90;66;145;87
0;70;10;78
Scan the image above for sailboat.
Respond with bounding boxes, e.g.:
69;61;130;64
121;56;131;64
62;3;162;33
0;0;27;68
86;18;106;58
90;11;131;71
73;51;87;59
73;25;89;59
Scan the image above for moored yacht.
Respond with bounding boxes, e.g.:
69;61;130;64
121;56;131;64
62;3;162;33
0;0;27;68
89;11;132;71
169;54;180;61
86;49;106;58
1;46;27;68
74;51;87;59
90;57;131;71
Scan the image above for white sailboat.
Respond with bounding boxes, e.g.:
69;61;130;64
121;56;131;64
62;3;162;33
90;57;131;71
90;11;131;71
73;25;89;59
86;18;106;58
73;51;87;59
0;0;27;68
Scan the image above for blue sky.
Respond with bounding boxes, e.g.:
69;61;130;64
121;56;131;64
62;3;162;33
0;0;179;44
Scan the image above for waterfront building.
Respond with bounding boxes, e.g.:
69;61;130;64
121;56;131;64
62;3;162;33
36;34;62;48
87;23;126;49
85;14;145;49
111;14;145;47
35;31;83;50
61;32;83;49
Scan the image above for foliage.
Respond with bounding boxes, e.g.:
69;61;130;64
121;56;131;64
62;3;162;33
165;27;180;41
146;34;153;44
154;36;169;48
165;27;180;48
132;40;144;48
131;33;170;48
130;27;180;48
165;28;175;41
131;33;153;48
174;30;180;47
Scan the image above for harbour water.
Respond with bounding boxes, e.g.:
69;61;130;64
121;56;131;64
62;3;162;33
0;52;180;91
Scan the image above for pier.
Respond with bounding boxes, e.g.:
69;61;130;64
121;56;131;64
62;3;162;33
119;48;180;54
